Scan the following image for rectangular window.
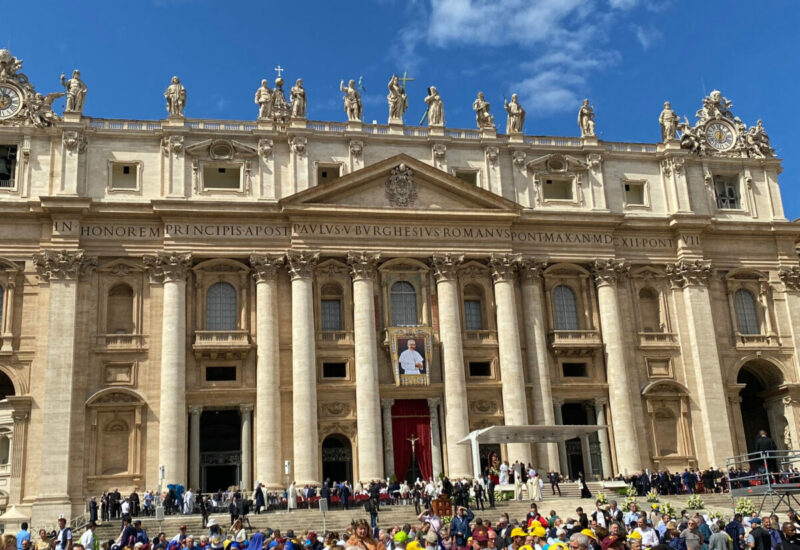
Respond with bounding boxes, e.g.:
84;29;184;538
110;163;139;190
561;362;588;377
320;299;342;331
464;300;483;331
317;164;341;185
454;169;478;186
322;362;347;378
203;165;241;190
206;366;237;382
542;177;573;200
469;361;492;377
714;175;740;209
0;145;18;188
624;181;646;206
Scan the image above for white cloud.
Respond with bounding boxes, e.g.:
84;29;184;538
633;25;663;50
608;0;639;9
515;71;585;115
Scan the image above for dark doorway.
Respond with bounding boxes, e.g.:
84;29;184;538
321;434;353;484
200;409;241;493
562;402;588;480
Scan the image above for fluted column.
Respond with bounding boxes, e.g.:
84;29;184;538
188;406;202;491
348;252;384;482
594;398;613;478
7;397;31;505
240;404;253;489
519;259;560;470
144;252;192;486
489;254;532;465
432;254;472;478
593;260;641;473
427;397;444;479
667;260;734;464
287;250;320;485
552;399;568;475
381;399;395;478
251;253;285;489
32;249;96;518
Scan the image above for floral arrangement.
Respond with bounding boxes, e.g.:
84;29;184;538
660;501;676;516
625;484;638;498
623;496;639;511
735;497;756;516
596;492;609;505
708;511;724;522
686;494;705;510
646;490;660;503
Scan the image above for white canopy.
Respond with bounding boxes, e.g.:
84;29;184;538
458;425;607;478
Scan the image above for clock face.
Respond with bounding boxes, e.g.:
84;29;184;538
705;121;736;151
0;85;22;119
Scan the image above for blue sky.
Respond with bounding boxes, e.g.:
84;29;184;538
5;0;799;218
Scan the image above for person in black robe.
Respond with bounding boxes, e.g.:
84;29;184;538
755;430;778;473
578;472;592;498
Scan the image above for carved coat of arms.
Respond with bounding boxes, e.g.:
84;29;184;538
385;163;417;207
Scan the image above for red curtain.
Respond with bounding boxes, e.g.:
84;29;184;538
391;399;432;482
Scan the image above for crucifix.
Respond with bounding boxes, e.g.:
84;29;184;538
398;71;414;88
407;433;420;454
274;65;285;78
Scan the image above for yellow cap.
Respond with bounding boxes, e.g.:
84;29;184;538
550;544;569;550
407;541;422;550
530;521;542;529
628;532;642;540
511;528;528;539
581;530;596;540
531;527;547;539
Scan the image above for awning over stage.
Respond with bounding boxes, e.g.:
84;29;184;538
458;425;607;478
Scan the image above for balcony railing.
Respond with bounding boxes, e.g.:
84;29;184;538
548;330;603;354
638;332;679;348
95;333;147;350
463;330;498;345
316;330;354;345
0;464;10;475
735;333;778;349
194;330;250;346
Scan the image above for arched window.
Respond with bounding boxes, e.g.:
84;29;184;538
639;287;662;332
391;281;418;327
206;282;237;330
106;284;134;334
734;289;760;335
553;285;579;330
463;284;484;331
320;283;343;331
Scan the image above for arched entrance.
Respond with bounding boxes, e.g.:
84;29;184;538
737;359;785;454
321;434;352;484
561;402;601;480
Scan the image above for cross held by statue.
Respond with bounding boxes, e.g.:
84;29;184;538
399;71;414;88
274;65;284;78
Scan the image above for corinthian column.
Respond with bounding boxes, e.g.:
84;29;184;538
251;253;285;489
593;259;641;473
431;253;472;478
32;249;96;519
287;250;320;485
348;251;384;482
144;252;192;487
7;396;31;505
488;254;532;465
519;259;560;470
667;259;734;464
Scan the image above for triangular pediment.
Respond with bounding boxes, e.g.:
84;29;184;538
280;154;520;215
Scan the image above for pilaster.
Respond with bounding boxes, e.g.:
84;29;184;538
427;397;444;479
381;399;395;479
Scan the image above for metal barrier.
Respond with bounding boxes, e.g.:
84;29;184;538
725;449;800;514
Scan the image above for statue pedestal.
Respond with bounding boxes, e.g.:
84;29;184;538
258;119;275;131
62;112;82;124
508;132;524;143
429;125;445;137
346;120;363;132
658;138;681;152
480;127;497;139
290;118;306;129
582;135;599;147
164;116;186;128
388;121;404;135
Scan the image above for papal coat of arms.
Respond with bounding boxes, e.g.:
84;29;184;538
385;163;417;207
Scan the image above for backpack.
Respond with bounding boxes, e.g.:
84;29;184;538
725;522;742;547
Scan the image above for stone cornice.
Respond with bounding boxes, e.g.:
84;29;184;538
285;249;319;280
347;251;381;281
33;249;96;281
250;253;285;283
142;252;193;283
431;253;464;282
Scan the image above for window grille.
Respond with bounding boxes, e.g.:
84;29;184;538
206;282;237;330
553;285;579;330
464;299;483;331
734;289;760;335
321;299;342;331
390;281;418;326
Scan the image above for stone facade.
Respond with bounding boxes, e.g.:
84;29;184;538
0;51;798;524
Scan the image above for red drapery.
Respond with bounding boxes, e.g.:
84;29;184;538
391;399;432;482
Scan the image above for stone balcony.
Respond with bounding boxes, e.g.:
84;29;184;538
94;333;148;352
638;331;680;349
734;333;780;350
463;330;498;346
316;330;354;346
193;330;251;359
548;329;603;356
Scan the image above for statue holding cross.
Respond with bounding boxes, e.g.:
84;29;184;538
387;74;409;124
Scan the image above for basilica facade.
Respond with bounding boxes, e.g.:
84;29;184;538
0;50;798;523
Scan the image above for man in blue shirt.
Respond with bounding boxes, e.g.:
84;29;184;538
450;506;475;550
16;522;30;550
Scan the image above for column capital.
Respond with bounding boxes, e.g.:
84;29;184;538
592;259;629;288
431;253;464;282
518;258;547;282
188;405;203;416
488;253;522;283
143;252;193;284
593;397;608;408
427;397;441;409
779;266;800;292
286;249;320;280
666;259;713;288
552;397;565;407
347;251;381;281
239;403;254;414
380;398;395;410
250;253;285;282
33;249;96;281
